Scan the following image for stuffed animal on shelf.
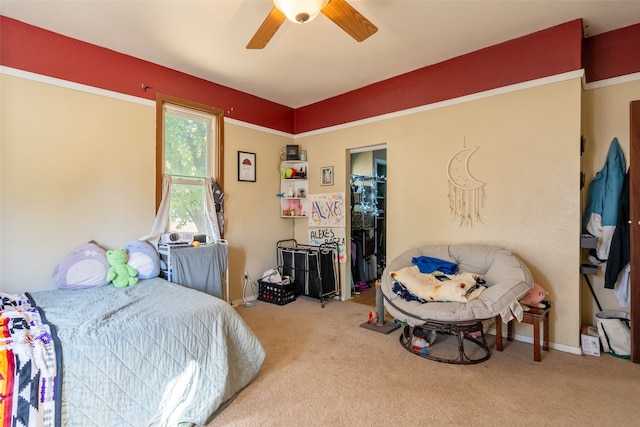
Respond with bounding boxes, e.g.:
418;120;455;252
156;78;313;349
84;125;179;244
287;199;302;216
106;248;139;288
520;282;548;310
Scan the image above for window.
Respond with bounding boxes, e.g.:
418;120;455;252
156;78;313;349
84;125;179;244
156;94;224;236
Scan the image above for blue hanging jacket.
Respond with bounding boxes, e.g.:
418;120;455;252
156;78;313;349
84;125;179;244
583;137;626;260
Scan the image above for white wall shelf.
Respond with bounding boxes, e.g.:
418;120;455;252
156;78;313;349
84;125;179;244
280;160;309;218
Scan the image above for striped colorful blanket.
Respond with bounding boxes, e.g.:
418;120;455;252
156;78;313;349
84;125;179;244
0;293;61;427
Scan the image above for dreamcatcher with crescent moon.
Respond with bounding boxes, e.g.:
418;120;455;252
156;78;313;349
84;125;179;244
447;146;486;226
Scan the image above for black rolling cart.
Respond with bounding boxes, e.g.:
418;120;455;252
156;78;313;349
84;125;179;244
276;239;340;307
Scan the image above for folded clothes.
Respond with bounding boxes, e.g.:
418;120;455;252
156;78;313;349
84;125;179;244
411;255;458;274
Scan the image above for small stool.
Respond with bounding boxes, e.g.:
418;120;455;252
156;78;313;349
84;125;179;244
495;306;550;362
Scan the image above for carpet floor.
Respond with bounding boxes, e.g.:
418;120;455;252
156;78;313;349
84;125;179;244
209;297;640;426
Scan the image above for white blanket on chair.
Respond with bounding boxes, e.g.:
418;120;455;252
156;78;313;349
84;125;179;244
390;265;485;303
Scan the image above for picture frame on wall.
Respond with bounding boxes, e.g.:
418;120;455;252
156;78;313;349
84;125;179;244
238;151;256;182
286;144;299;160
321;166;334;186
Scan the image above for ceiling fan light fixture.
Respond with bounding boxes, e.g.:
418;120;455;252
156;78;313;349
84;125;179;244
273;0;329;24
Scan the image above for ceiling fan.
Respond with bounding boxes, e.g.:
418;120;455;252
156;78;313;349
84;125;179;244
247;0;378;49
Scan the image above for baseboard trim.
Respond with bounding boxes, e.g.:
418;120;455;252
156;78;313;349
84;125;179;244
489;327;582;355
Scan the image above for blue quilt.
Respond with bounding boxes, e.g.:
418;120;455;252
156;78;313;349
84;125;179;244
29;278;265;426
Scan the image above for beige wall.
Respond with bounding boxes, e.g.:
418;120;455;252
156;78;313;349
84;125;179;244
1;75;155;292
2;72;586;350
581;78;640;325
223;124;292;292
0;74;291;299
300;78;583;349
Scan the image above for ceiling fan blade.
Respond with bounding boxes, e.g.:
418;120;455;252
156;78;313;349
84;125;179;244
321;0;378;42
246;7;286;49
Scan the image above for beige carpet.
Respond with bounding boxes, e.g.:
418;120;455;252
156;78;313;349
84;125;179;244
210;297;640;426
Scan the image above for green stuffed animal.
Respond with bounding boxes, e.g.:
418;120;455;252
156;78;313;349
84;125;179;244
106;248;139;288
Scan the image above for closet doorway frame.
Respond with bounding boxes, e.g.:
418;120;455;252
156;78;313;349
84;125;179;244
348;144;387;301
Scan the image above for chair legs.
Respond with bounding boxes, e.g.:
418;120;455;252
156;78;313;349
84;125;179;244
399;320;491;364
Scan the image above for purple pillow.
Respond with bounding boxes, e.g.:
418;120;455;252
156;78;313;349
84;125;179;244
52;241;110;290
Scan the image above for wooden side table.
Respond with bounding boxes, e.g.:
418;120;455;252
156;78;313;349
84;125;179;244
495;306;550;362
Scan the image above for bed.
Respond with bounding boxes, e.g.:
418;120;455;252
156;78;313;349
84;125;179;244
1;277;265;426
380;244;533;364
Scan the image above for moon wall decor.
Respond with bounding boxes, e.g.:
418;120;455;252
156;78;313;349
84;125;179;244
447;146;486;226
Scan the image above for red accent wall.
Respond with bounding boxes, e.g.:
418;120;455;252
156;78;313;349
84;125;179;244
2;16;639;134
583;23;640;83
294;19;584;133
0;16;294;133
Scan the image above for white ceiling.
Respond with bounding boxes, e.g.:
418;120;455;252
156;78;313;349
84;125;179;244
2;1;640;108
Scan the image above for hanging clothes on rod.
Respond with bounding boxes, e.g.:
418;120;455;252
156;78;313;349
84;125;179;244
583;137;626;261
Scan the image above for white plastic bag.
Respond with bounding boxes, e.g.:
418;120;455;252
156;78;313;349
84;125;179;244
596;311;631;359
261;269;283;283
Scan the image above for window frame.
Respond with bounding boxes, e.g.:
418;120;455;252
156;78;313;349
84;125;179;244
155;93;225;213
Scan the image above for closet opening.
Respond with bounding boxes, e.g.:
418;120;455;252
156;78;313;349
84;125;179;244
349;145;386;307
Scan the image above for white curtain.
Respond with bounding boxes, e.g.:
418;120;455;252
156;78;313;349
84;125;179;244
140;174;221;245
